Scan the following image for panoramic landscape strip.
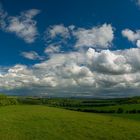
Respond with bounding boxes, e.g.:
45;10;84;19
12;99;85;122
1;0;140;139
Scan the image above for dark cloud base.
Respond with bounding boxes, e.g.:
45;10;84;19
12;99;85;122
2;86;140;99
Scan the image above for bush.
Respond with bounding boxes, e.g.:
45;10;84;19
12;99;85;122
117;108;124;114
128;109;137;114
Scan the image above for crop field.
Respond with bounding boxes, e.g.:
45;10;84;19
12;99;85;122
0;105;140;140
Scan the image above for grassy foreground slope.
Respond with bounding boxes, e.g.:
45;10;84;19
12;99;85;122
0;105;140;140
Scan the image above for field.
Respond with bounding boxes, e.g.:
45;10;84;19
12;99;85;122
1;95;140;139
0;105;140;140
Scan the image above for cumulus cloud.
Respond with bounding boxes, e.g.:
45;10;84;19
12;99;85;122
122;28;140;47
1;47;140;97
44;44;61;54
44;24;114;52
73;24;114;49
0;65;39;90
6;9;40;43
44;24;74;54
0;5;40;43
46;24;70;39
87;48;132;74
21;51;44;60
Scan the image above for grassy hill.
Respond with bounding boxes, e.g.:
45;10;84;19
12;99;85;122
0;105;140;140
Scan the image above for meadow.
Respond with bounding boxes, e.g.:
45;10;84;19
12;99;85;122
0;95;140;139
0;105;140;140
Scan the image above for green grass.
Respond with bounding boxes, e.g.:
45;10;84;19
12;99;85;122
63;103;140;121
0;105;140;140
110;114;140;121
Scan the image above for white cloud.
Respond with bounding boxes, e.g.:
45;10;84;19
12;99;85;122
0;65;39;89
46;24;70;39
21;51;44;60
44;44;60;54
44;24;114;55
21;9;40;19
6;9;40;43
0;4;7;29
73;24;114;49
2;47;140;97
122;29;138;42
87;48;132;74
122;28;140;47
0;6;40;43
44;24;74;54
136;40;140;47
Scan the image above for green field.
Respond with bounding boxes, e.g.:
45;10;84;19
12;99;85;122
0;105;140;140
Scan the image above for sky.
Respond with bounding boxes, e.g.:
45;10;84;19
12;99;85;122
1;0;140;97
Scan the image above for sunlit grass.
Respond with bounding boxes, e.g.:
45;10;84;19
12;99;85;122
0;105;140;140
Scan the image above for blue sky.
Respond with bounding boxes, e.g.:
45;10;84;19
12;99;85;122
0;0;139;65
1;0;140;97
